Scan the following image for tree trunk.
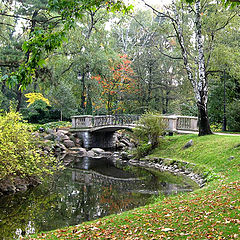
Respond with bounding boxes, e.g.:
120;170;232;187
198;101;212;136
172;0;212;135
195;0;212;136
16;84;22;112
80;72;86;110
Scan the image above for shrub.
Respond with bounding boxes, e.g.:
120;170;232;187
21;100;61;123
0;110;58;181
134;143;152;159
132;112;166;158
133;112;166;148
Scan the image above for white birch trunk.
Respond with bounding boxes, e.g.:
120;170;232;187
172;0;212;135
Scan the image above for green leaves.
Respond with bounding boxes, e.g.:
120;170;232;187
0;109;58;182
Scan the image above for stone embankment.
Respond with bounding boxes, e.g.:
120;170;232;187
128;158;207;188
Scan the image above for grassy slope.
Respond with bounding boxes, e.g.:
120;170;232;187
28;134;240;240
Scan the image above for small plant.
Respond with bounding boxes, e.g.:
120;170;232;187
133;143;152;159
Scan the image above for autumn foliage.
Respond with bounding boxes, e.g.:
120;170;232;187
92;55;137;114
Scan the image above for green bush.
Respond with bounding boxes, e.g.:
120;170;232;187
133;112;166;148
132;112;166;158
134;143;152;159
0;110;58;181
21;100;62;124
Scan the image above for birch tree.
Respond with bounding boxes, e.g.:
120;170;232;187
143;0;238;135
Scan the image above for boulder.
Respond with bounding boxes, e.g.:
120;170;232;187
57;129;69;135
183;139;193;149
91;148;105;154
86;150;95;158
63;140;75;148
44;134;54;141
120;138;132;147
116;142;126;149
68;147;87;156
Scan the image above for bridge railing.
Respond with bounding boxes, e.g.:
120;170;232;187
72;115;140;128
161;115;198;132
71;115;198;132
93;115;140;127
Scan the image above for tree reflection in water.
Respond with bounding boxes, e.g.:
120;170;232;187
0;156;197;239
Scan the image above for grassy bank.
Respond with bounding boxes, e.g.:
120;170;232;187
28;134;240;240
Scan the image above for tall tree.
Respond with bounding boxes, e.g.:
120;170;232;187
143;0;239;135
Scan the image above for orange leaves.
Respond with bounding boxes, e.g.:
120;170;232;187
91;54;137;112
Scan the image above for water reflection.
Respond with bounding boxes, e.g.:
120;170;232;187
0;155;197;239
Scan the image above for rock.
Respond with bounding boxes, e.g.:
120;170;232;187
87;150;95;157
102;151;112;157
91;148;105;154
228;156;235;161
57;130;69;135
68;147;87;156
44;134;54;141
86;150;95;158
116;142;126;149
62;135;70;141
120;138;132;147
63;140;75;148
16;184;28;192
46;129;55;134
183;139;193;149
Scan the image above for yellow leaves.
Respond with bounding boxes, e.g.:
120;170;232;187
25;92;50;107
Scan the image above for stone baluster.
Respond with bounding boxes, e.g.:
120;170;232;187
71;115;93;128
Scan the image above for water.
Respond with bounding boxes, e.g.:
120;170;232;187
0;155;198;239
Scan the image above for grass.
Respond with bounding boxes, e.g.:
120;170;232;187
27;134;240;240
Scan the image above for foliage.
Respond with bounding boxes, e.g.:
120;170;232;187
21;100;53;123
25;92;50;107
92;55;136;114
226;99;240;131
132;112;166;158
0;110;57;181
133;143;152;159
2;0;133;88
30;121;71;132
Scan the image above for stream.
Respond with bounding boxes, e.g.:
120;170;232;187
0;155;198;239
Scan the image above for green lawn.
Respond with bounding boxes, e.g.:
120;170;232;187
27;134;240;240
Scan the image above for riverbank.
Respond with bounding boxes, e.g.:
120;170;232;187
27;134;240;239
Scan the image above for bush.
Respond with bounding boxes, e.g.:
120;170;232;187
21;100;61;124
133;112;166;148
0;110;58;181
132;112;166;158
134;143;152;159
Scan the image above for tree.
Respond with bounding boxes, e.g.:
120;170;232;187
92;55;136;114
143;0;239;135
110;10;184;114
1;0;132;89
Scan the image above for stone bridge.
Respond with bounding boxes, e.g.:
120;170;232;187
70;115;198;149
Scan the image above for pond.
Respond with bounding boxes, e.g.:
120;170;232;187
0;155;198;239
